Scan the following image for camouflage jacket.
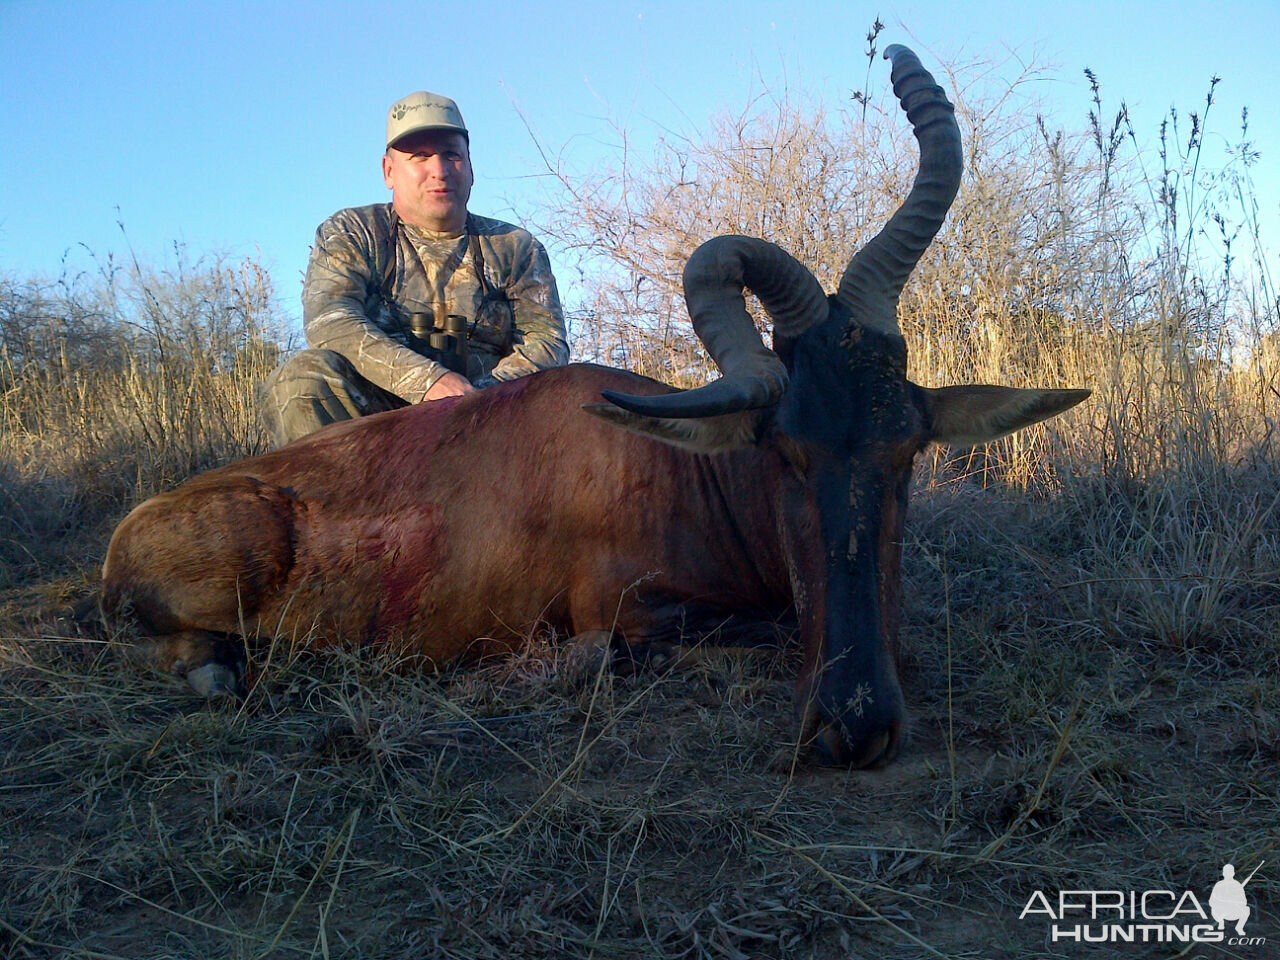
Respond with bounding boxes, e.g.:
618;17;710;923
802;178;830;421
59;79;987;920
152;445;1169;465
301;203;568;400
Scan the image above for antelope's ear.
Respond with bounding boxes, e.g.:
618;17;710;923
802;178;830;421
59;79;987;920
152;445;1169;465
582;404;766;453
922;385;1090;447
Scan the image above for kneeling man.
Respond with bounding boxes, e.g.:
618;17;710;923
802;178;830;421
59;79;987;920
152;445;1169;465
265;90;568;446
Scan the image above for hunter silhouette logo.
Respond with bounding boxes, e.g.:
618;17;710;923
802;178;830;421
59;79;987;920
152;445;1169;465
1210;862;1264;936
1019;860;1266;946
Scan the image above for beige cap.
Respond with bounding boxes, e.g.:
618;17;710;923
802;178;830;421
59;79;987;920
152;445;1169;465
386;91;468;148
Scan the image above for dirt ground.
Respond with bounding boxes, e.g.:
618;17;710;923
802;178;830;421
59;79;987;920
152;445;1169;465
3;482;1278;959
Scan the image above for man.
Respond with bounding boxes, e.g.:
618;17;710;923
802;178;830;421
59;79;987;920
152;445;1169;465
263;90;568;446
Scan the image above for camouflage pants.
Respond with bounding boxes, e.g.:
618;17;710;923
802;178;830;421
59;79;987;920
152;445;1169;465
261;349;409;447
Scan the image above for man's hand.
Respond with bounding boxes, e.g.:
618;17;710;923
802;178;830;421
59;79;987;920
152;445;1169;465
421;372;477;402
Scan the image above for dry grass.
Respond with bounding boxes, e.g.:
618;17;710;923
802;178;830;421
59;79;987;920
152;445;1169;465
4;505;1278;957
3;39;1280;958
0;247;282;589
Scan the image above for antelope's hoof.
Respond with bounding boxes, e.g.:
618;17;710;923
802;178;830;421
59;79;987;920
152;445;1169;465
186;662;245;701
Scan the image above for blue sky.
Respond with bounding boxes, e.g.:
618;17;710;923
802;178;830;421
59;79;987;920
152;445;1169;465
3;0;1277;329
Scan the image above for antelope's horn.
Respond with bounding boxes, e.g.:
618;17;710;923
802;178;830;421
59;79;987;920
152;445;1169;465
603;235;826;419
835;44;963;337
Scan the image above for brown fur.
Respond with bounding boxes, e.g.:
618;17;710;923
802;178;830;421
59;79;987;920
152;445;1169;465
103;364;790;667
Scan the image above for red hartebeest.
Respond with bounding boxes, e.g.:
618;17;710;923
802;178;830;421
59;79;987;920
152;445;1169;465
97;46;1087;767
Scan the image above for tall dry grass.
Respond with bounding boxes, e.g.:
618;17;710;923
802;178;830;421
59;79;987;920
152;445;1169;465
0;245;285;586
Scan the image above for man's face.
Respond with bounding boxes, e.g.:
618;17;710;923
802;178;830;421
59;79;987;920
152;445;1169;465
382;129;473;233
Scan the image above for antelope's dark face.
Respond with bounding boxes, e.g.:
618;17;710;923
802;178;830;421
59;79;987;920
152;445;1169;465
771;316;924;766
587;45;1088;768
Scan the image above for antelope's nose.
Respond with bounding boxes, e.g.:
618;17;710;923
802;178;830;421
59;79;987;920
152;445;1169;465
807;707;903;769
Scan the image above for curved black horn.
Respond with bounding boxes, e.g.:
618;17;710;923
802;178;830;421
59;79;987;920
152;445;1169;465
603;235;826;419
836;45;963;336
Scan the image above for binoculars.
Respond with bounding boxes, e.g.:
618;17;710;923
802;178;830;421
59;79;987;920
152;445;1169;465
408;312;470;376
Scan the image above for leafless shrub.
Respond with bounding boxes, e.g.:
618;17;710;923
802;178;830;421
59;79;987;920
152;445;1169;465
528;49;1277;490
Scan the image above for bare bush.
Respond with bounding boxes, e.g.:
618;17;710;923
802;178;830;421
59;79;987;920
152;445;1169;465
528;47;1278;490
